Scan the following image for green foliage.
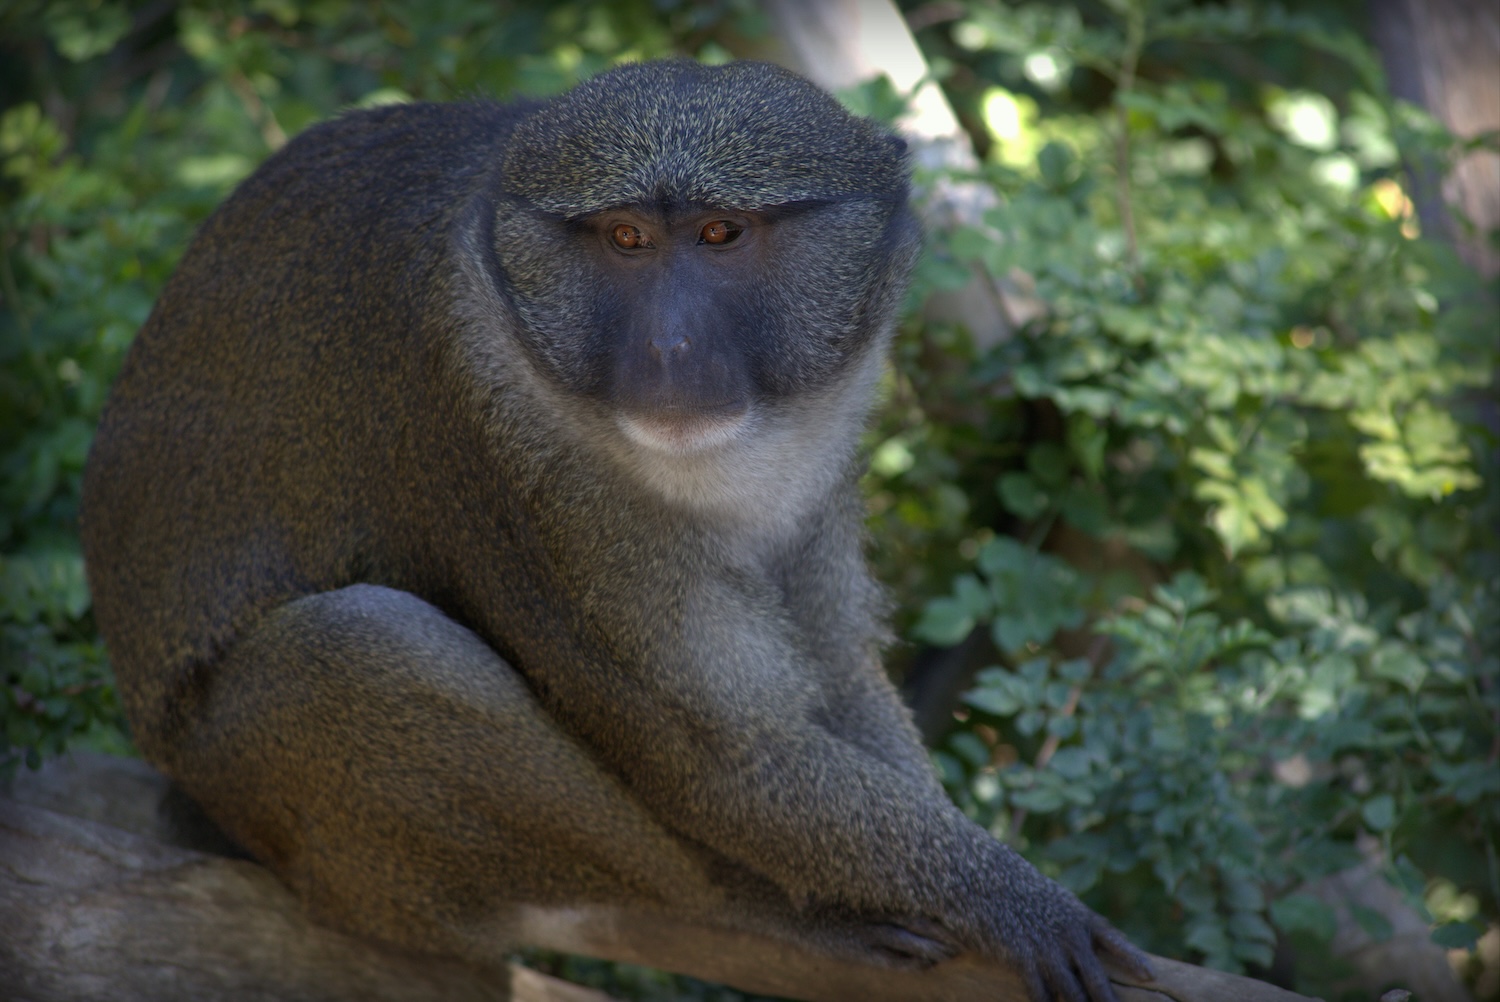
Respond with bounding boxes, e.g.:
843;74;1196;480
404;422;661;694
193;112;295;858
876;0;1498;990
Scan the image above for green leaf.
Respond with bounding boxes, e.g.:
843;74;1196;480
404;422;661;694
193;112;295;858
44;1;133;62
1057;658;1092;683
1036;140;1077;188
1431;921;1482;950
1011;785;1065;813
1043;681;1072;709
949;731;991;768
913;597;975;646
1431;761;1500;805
1045;715;1077;740
914;572;991;646
1227;910;1276;944
975;539;1086;653
1154;572;1216;613
1058;483;1108;535
1065;414;1107;480
1370;643;1428;692
1189;447;1235;481
1049;746;1093;779
1224;878;1265;912
932;751;965;788
1025;443;1072;488
1183;916;1231;962
1271;894;1338;940
1361;794;1396;832
964;679;1022;717
1350;903;1394;942
997;472;1050;519
1016;709;1046;736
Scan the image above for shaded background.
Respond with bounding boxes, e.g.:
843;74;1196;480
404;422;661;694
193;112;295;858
1;1;1496;998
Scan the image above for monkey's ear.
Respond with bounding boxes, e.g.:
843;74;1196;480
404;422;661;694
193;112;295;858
884;133;909;159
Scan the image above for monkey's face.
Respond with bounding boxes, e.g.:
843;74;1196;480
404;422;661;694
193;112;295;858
494;193;914;457
484;60;918;503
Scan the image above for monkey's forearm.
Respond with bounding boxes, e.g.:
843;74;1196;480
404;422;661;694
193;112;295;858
572;683;997;934
516;571;984;927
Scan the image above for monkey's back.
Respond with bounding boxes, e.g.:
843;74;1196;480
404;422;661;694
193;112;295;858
81;100;531;755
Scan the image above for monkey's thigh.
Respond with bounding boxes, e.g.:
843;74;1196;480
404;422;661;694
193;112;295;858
168;584;718;957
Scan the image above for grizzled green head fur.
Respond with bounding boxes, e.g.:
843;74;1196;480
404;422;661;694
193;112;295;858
503;60;910;216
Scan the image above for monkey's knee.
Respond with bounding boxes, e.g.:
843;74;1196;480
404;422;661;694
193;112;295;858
173;584;534;796
230;583;531;705
170;585;716;949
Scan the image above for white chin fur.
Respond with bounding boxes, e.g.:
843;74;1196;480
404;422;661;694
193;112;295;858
617;409;749;456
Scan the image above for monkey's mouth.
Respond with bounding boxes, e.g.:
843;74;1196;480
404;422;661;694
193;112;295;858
616;403;750;456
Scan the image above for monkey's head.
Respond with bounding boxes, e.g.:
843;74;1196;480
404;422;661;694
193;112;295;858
473;60;919;520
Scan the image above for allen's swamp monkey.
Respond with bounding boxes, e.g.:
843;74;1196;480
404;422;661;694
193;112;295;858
82;59;1151;1001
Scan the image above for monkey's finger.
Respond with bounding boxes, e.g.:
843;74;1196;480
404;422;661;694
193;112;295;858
1038;950;1092;1002
1092;921;1154;980
1073;946;1122;1002
1023;962;1052;1002
862;919;959;967
1054;926;1118;1002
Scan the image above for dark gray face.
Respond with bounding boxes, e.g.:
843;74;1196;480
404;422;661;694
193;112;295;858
489;60;918;456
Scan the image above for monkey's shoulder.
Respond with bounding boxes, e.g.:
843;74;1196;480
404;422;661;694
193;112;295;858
198;98;540;247
285;98;541;168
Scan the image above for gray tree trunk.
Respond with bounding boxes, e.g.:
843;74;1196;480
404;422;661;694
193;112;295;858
1372;0;1500;278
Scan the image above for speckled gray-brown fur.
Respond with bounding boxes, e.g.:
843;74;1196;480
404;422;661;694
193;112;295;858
81;59;1150;1001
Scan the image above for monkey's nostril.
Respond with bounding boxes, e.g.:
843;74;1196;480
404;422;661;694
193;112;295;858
650;333;691;357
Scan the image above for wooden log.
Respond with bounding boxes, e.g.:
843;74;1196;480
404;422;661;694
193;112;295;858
2;753;1321;1002
0;755;611;1002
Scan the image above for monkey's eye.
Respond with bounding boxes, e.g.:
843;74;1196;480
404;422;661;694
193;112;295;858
698;221;743;246
611;224;651;250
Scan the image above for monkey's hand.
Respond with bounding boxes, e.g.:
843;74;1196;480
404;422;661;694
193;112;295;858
975;848;1153;1002
858;916;961;968
826;835;1151;999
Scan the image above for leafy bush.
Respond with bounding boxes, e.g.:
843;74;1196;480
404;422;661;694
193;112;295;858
2;1;1495;997
868;0;1498;991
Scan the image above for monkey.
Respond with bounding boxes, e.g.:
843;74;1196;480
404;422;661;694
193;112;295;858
80;59;1151;1001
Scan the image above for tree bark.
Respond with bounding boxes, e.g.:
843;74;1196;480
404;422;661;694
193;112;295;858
1371;0;1500;278
0;755;606;1002
1;752;1327;1002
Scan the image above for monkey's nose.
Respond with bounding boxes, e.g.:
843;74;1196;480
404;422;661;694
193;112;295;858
649;332;691;358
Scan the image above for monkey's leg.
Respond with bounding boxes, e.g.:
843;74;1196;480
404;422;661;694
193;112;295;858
141;585;1132;1001
159;584;725;960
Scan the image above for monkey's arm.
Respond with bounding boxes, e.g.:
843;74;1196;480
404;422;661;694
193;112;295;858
528;573;1150;997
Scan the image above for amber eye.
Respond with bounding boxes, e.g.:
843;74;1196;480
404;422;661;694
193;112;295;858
611;224;649;249
699;220;742;246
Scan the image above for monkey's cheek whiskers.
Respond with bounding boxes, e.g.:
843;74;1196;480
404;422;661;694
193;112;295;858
616;408;750;456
